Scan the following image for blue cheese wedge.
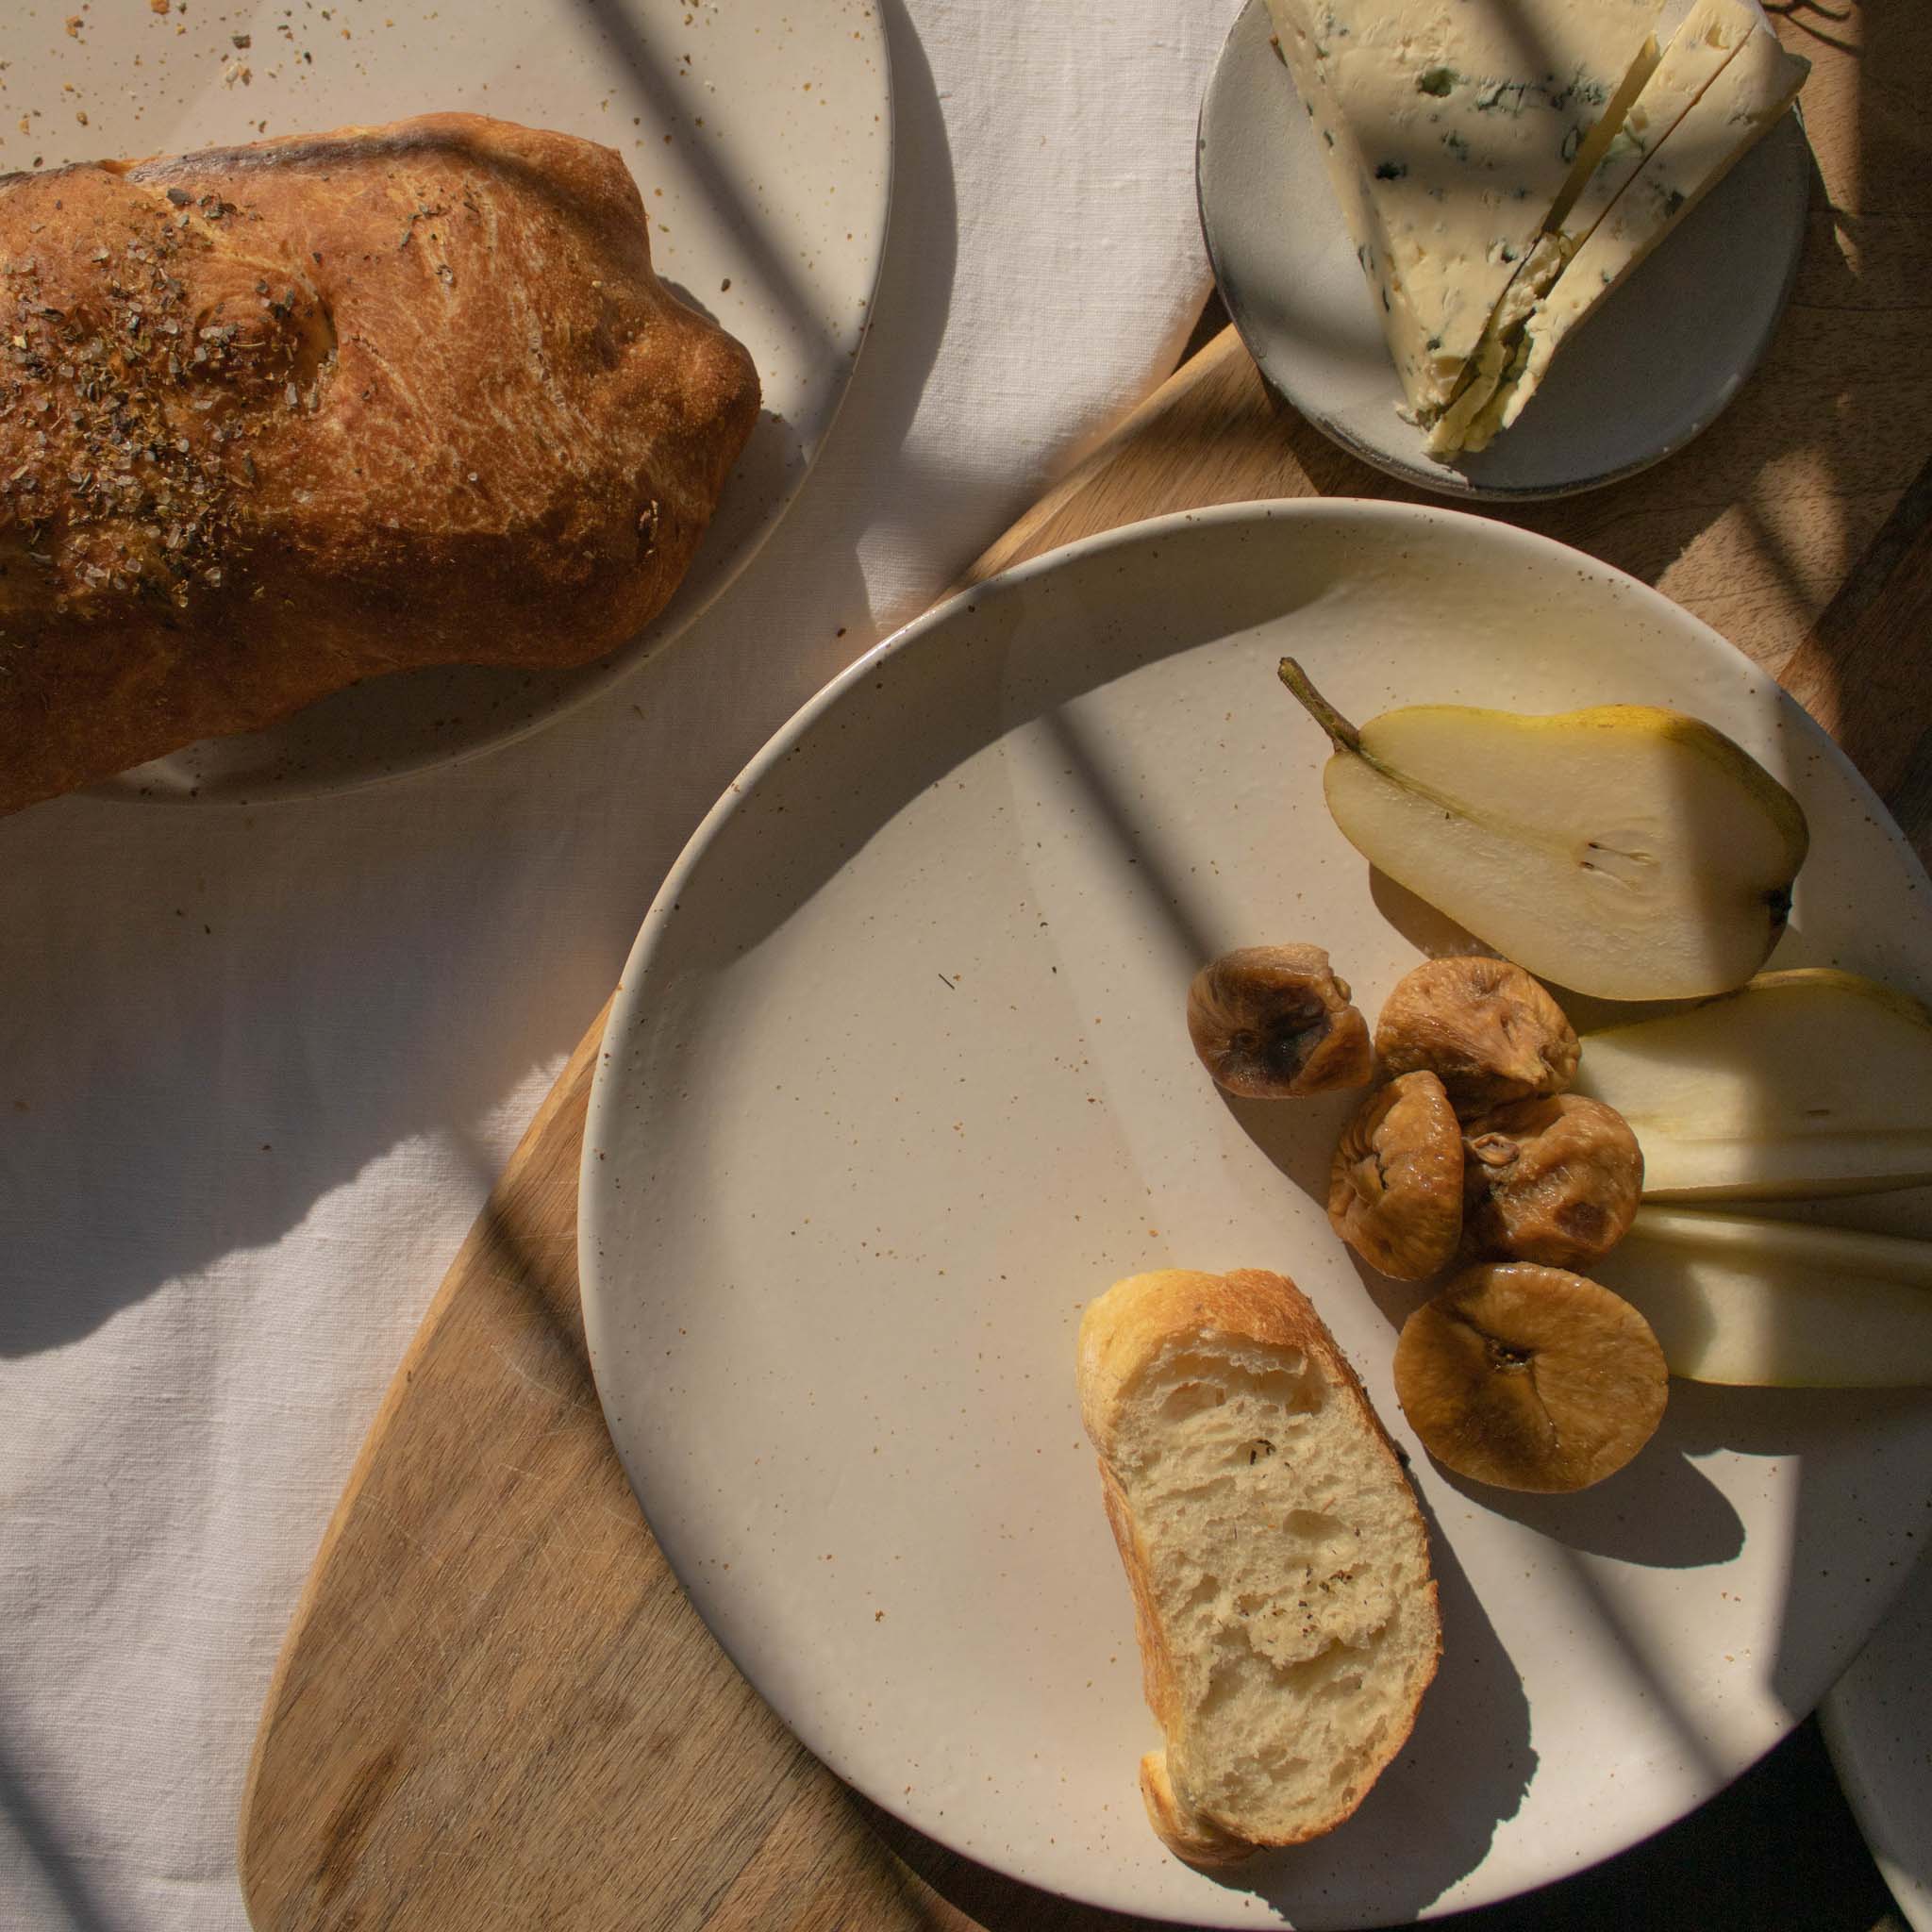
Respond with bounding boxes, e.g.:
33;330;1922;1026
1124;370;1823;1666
1553;0;1762;253
1264;0;1665;423
1466;16;1809;446
1427;0;1759;456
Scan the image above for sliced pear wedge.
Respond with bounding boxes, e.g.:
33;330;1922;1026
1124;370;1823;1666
1575;969;1932;1199
1279;661;1808;1002
1593;1207;1932;1386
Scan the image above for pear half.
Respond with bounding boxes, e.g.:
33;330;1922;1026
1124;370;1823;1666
1576;969;1932;1199
1280;662;1808;1002
1593;1206;1932;1386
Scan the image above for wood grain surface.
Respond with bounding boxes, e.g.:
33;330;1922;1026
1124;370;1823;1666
240;10;1930;1929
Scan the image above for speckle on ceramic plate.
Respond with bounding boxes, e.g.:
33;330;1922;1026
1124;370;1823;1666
1822;1544;1932;1931
579;499;1932;1927
8;0;890;800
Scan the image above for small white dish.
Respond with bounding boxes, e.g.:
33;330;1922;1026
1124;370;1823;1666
1196;0;1809;500
1822;1551;1932;1931
12;0;891;801
580;498;1932;1927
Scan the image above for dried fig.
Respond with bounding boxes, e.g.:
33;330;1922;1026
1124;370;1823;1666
1187;944;1373;1098
1374;956;1579;1113
1392;1263;1669;1492
1328;1071;1463;1280
1460;1093;1642;1269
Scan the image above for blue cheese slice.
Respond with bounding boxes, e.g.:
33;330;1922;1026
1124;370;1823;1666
1468;17;1809;445
1554;0;1762;250
1427;0;1759;456
1264;0;1666;422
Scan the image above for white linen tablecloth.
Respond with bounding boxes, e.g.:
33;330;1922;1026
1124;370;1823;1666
0;2;1225;1924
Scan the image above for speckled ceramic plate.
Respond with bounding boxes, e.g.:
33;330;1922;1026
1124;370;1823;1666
579;499;1932;1927
1197;0;1809;501
8;0;890;800
1822;1552;1932;1931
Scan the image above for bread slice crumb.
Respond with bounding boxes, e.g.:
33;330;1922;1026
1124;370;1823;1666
1078;1268;1441;1859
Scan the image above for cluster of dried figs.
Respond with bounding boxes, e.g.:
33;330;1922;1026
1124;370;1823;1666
1186;947;1668;1495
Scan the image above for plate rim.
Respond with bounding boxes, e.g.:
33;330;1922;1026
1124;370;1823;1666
577;492;1932;1924
1819;1543;1932;1932
1195;0;1810;503
84;0;897;808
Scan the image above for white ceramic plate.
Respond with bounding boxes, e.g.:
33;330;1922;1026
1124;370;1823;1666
579;499;1932;1927
1197;0;1809;500
1822;1553;1932;1932
6;0;890;800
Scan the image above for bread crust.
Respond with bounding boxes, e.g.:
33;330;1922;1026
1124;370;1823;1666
1138;1750;1257;1868
0;113;760;812
1077;1267;1442;1863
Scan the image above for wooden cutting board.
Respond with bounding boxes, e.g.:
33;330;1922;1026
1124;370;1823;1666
240;17;1932;1927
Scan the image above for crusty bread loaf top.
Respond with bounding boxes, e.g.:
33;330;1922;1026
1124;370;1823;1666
1079;1268;1441;1861
0;114;760;812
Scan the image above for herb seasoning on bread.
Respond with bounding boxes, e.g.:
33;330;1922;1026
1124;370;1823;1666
0;113;759;813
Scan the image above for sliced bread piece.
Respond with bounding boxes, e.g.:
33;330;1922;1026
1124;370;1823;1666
1077;1268;1441;1862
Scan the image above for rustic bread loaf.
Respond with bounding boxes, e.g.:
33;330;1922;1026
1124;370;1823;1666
1077;1268;1441;1862
0;113;760;814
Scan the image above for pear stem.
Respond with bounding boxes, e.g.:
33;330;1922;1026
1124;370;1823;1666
1277;658;1362;756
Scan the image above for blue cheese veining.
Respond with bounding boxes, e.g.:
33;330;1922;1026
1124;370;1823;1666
1426;0;1765;457
1264;0;1666;423
1467;15;1809;446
